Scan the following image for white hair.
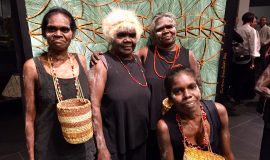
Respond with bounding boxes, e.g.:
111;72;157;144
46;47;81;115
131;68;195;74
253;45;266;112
102;8;143;43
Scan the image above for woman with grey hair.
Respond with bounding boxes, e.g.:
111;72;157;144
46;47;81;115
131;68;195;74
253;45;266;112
135;12;199;160
89;8;150;160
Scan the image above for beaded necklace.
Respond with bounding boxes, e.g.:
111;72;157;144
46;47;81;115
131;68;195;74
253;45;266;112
176;105;210;151
115;54;148;87
153;45;180;79
48;53;84;102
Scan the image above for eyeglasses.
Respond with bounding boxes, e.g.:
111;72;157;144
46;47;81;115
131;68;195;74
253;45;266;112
46;26;71;33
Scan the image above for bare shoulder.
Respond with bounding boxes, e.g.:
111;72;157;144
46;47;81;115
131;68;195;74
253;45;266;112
23;58;37;75
77;53;86;61
77;53;88;68
214;102;228;119
90;54;107;73
188;50;196;56
157;119;169;134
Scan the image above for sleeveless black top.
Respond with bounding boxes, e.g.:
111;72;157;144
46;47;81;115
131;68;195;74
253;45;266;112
33;54;95;160
143;45;190;129
163;100;221;160
102;53;150;154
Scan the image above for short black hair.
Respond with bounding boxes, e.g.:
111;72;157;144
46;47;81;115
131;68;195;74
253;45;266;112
41;7;76;38
164;66;200;99
242;12;255;24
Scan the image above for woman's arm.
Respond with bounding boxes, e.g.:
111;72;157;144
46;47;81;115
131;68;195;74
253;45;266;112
88;56;110;160
157;119;174;160
215;102;235;160
188;50;200;79
134;46;149;64
255;64;270;96
23;59;37;160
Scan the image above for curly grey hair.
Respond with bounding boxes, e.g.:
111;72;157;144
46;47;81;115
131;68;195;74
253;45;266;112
102;8;143;43
149;12;177;39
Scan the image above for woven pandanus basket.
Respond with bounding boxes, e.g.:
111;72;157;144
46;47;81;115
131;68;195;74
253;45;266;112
57;98;93;144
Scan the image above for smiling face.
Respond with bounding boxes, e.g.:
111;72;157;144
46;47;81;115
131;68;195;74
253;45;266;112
259;17;267;27
170;72;201;111
45;13;74;52
153;16;177;47
111;28;137;57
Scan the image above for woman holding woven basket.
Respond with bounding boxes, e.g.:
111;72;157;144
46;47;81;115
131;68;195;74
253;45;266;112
23;7;95;160
157;66;234;160
89;9;150;160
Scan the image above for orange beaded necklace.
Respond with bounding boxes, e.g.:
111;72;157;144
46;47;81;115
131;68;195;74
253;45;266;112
176;105;210;150
153;45;181;79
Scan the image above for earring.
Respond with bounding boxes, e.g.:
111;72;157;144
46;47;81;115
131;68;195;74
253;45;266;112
162;97;173;115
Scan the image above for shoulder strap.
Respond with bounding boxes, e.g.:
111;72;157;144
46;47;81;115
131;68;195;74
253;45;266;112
33;57;47;81
200;100;221;153
163;108;185;159
179;47;190;68
73;53;82;68
201;100;221;130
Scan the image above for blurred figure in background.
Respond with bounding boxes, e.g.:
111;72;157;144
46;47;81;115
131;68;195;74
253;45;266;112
232;12;260;103
259;16;270;70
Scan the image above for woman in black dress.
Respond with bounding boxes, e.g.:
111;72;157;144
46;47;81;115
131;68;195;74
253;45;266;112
157;66;234;160
135;12;199;160
23;7;95;160
89;9;150;160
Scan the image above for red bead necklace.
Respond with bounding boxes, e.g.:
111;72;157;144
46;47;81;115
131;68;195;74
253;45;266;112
175;105;209;150
153;45;181;79
115;54;148;87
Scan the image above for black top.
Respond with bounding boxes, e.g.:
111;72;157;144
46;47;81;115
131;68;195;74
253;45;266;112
143;45;190;129
101;53;150;154
33;54;95;160
163;100;221;160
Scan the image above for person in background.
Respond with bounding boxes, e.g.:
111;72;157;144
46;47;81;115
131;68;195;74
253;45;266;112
259;16;270;70
255;64;270;160
232;12;260;103
23;7;95;160
157;66;234;160
89;8;150;160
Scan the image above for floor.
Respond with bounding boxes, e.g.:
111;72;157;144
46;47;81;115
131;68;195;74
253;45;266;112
0;97;265;160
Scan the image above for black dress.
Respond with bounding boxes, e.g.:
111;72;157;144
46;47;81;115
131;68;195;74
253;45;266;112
101;53;150;159
143;45;190;160
143;45;190;130
163;100;221;160
33;54;96;160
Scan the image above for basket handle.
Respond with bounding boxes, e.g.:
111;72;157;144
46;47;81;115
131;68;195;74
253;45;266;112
48;53;85;102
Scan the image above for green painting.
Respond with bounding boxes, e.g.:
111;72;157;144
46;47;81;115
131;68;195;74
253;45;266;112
24;0;226;100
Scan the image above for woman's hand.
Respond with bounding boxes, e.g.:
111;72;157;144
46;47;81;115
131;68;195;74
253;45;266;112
260;87;270;97
97;148;111;160
90;51;103;67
